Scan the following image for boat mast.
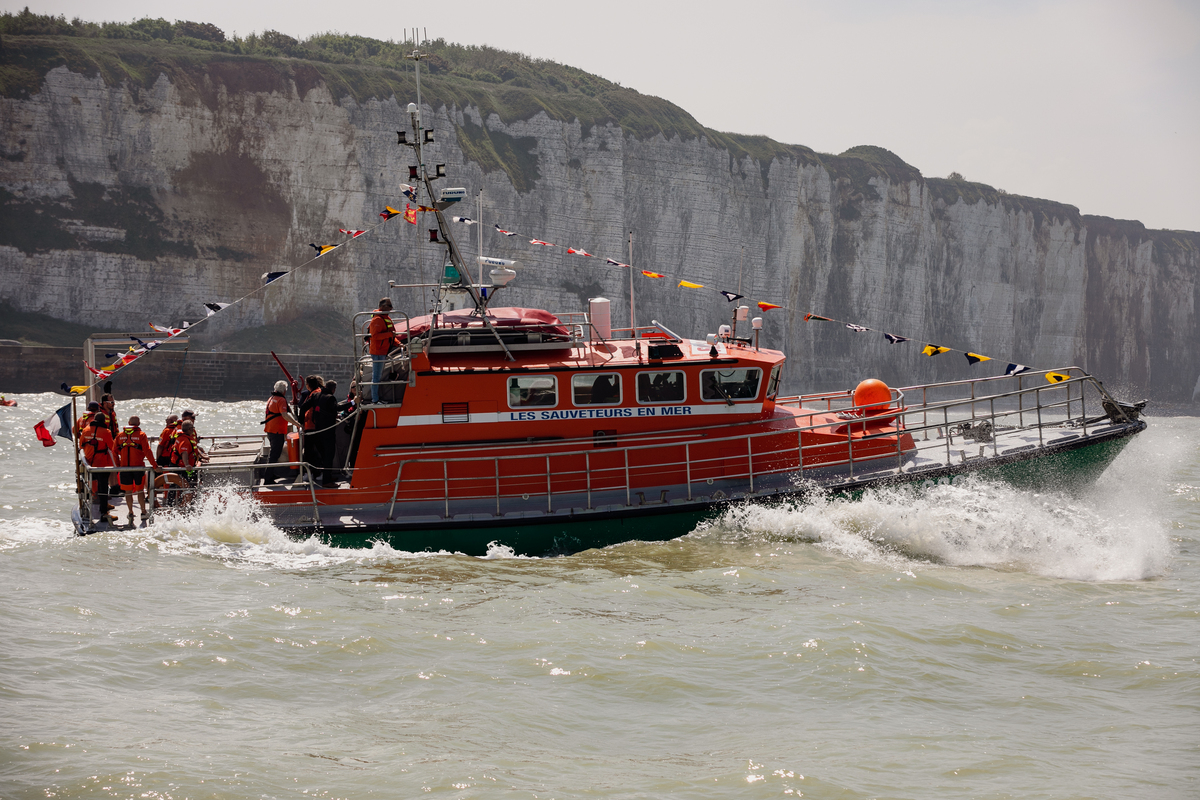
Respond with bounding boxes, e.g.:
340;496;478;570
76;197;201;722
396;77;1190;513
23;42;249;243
404;42;514;360
731;245;744;340
628;231;635;333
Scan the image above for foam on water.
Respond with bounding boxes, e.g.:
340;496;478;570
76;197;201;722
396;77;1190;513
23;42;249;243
479;541;538;559
134;485;444;569
704;431;1180;581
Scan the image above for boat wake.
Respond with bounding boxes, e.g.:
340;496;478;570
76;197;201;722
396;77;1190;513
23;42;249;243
703;465;1174;582
138;485;443;569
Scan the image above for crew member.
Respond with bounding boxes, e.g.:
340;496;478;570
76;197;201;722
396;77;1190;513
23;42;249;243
367;298;399;404
173;419;200;505
261;380;298;485
177;410;209;464
100;393;118;437
313;379;340;486
115;416;156;525
74;401;102;441
156;414;179;466
299;376;327;483
338;380;359;418
80;412;117;523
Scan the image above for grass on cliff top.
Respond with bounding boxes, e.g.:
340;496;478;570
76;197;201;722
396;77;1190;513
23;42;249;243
927;175;1082;225
0;31;914;185
3;17;1130;218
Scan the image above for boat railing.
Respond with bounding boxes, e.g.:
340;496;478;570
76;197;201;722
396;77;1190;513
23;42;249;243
74;367;1133;529
352;311;413;406
357;369;1122;522
75;459;324;527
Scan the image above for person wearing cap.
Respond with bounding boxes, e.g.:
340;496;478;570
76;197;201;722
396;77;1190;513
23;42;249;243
74;401;102;441
156;414;179;467
261;380;298;485
367;297;399;404
174;410;209;465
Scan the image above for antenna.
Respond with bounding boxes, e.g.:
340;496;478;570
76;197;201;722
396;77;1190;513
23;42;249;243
732;245;745;339
628;231;635;332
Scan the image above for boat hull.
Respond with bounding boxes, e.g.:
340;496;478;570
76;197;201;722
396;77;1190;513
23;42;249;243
283;419;1145;556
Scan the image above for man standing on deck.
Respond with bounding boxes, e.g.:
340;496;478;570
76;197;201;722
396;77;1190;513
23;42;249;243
80;412;117;523
261;380;298;485
367;298;399;404
115;416;157;526
173;420;200;504
156;414;179;467
74;401;102;440
178;410;209;464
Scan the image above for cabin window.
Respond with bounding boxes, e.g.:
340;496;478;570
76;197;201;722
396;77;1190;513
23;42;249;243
572;373;622;406
767;364;782;398
636;371;686;404
508;375;557;408
700;368;762;402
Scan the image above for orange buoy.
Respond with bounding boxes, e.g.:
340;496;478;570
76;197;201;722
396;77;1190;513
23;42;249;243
853;379;892;414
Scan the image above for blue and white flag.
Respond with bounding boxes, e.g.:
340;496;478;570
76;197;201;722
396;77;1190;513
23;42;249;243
1005;363;1032;376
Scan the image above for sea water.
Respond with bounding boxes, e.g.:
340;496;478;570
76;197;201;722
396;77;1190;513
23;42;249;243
1;392;1196;799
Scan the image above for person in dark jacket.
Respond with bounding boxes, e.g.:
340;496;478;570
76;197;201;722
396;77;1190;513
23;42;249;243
299;376;339;485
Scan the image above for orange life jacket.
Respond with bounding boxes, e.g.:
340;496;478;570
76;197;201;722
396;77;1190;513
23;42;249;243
157;422;179;461
168;428;201;467
303;388;322;431
368;312;397;355
115;427;152;468
81;423;115;467
264;393;289;434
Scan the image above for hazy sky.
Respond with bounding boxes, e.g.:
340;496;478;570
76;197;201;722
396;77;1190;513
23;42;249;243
9;0;1199;230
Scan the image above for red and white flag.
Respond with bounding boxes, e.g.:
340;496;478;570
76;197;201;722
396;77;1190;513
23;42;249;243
530;239;555;247
149;322;190;337
567;247;593;257
84;360;115;377
605;258;631;268
339;229;366;237
33;404;72;447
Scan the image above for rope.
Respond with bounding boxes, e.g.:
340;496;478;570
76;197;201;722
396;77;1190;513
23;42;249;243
169;344;189;412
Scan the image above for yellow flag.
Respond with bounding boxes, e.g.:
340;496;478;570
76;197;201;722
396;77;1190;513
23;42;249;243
922;345;951;357
678;280;704;289
68;385;87;395
964;352;992;365
1045;372;1070;384
310;243;337;256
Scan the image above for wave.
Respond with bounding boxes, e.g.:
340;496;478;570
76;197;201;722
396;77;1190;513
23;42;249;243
702;466;1173;582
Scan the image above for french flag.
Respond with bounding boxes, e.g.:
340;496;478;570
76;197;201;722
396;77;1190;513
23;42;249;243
34;404;72;447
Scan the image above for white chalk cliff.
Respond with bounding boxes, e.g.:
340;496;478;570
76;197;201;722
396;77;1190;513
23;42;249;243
1;61;1196;402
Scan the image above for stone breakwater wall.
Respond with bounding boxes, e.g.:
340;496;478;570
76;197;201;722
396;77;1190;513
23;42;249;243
0;65;1197;402
0;346;355;402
